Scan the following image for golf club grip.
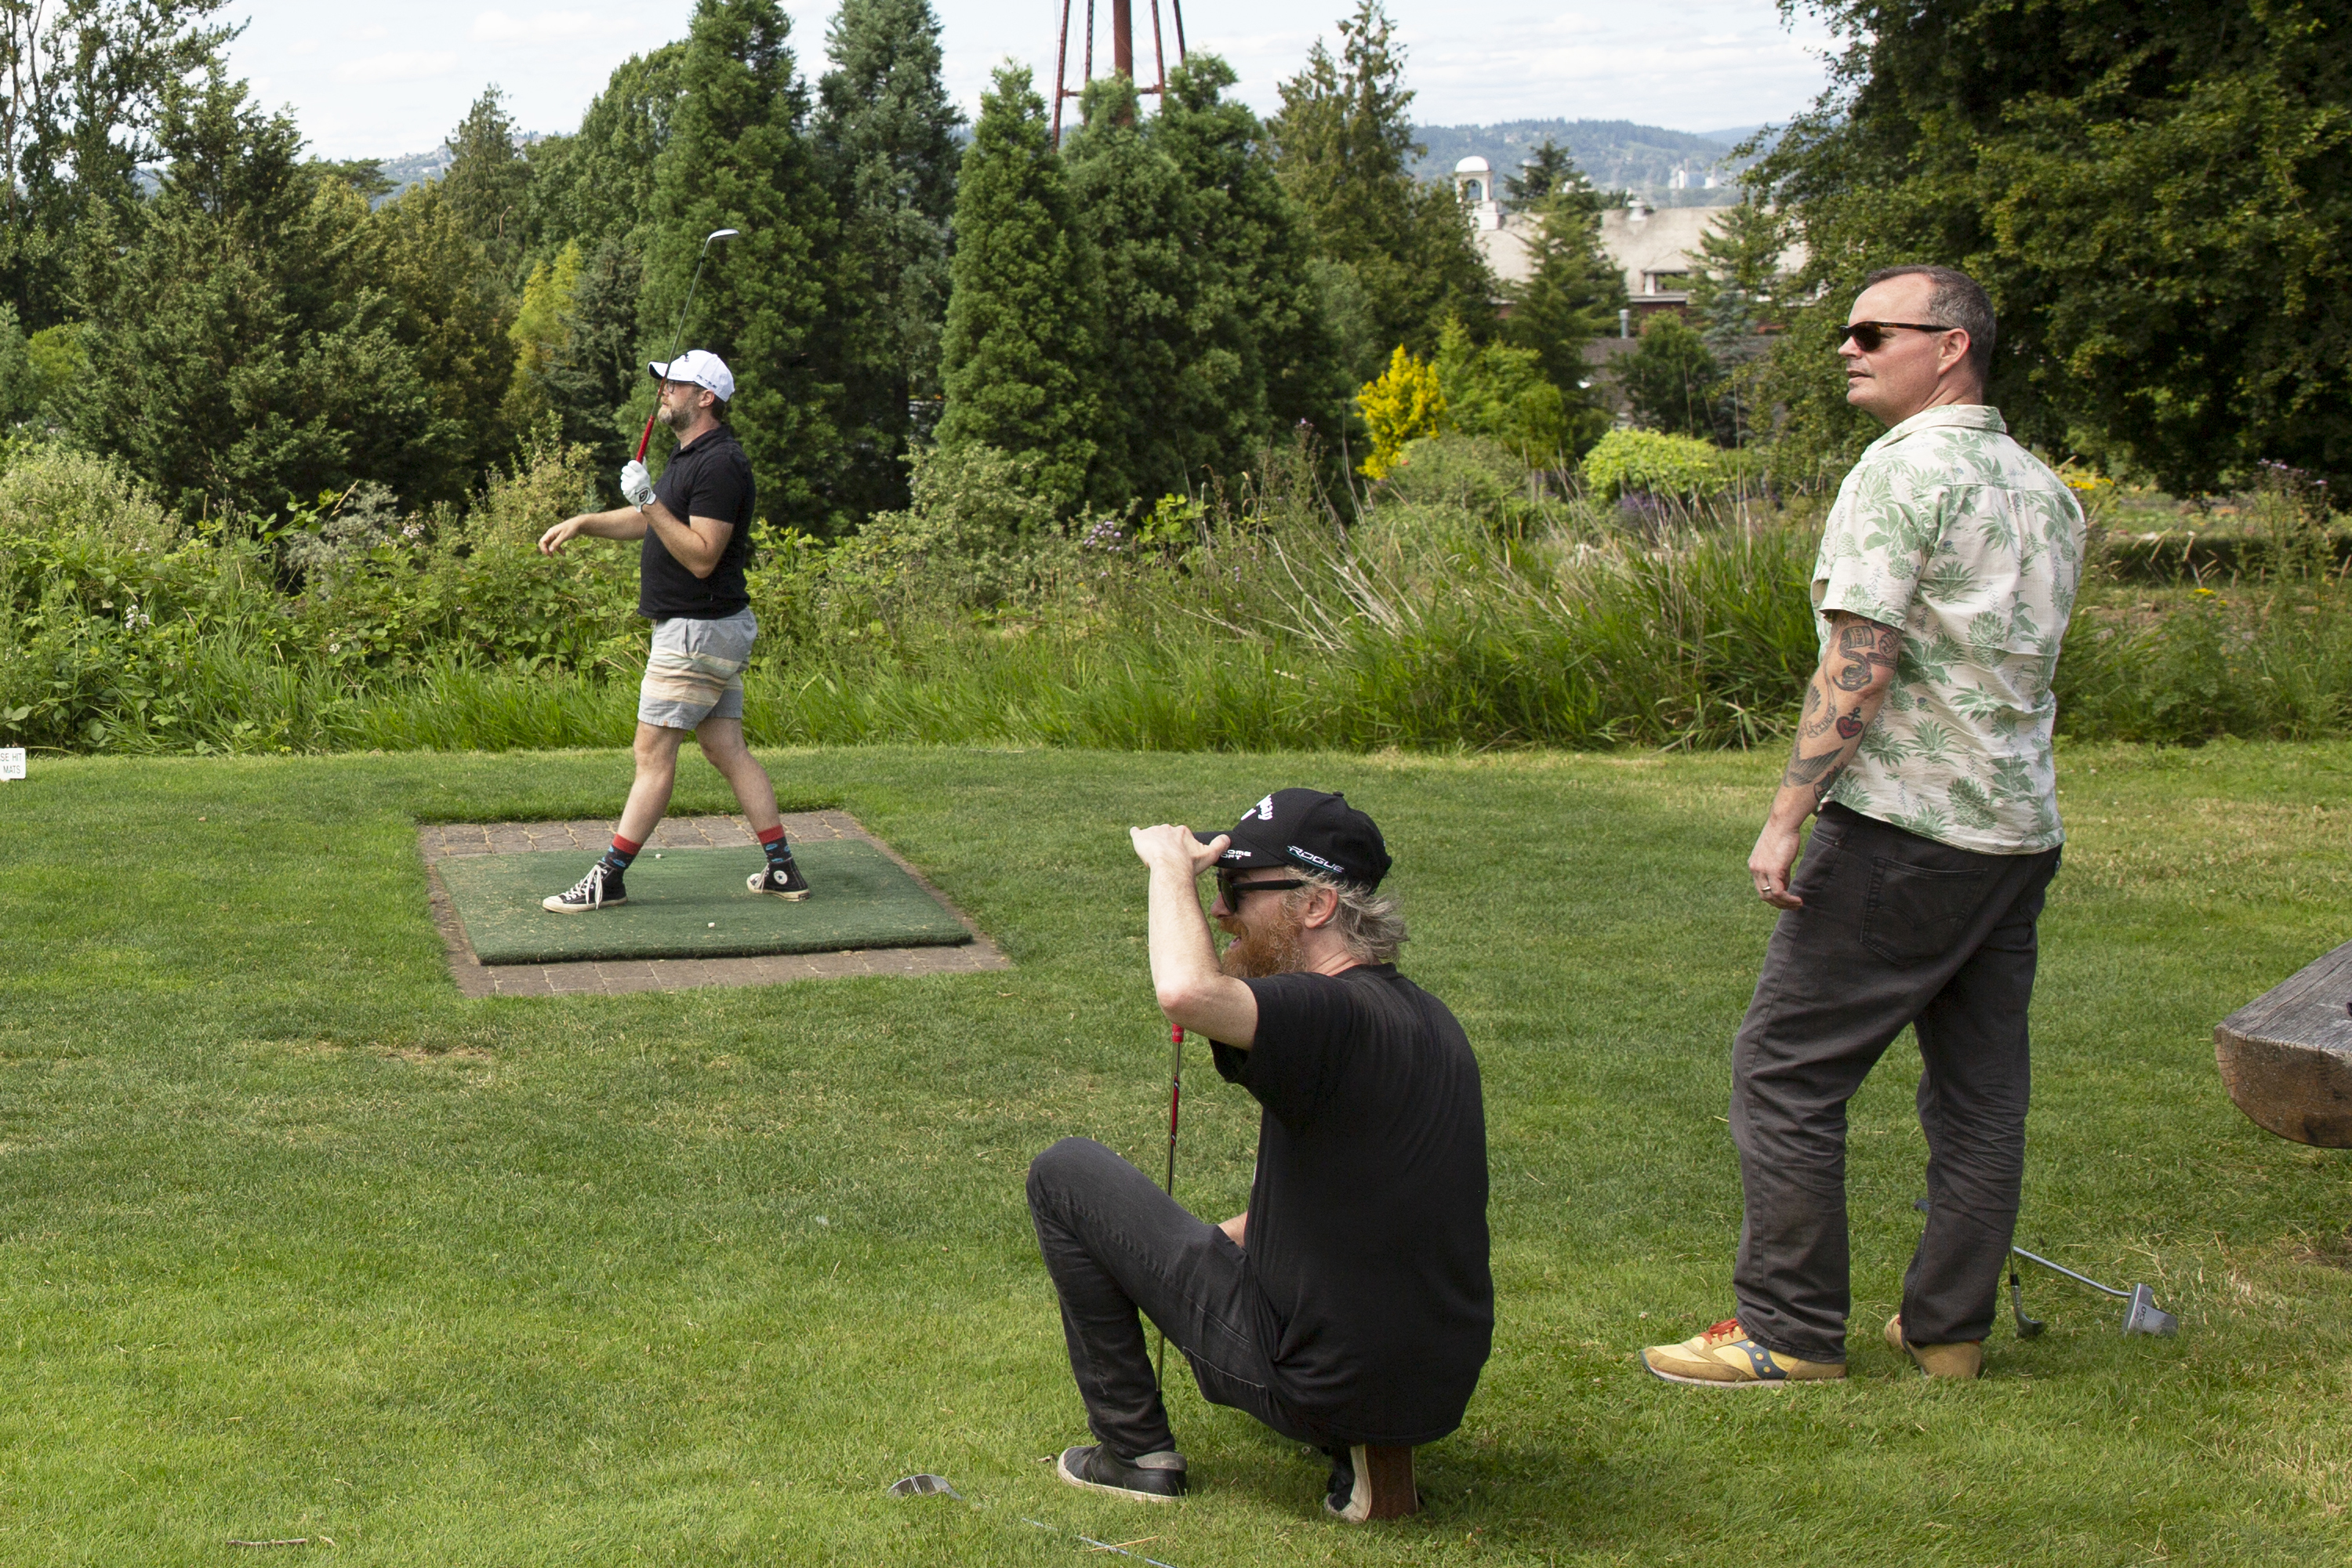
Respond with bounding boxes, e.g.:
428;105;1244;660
634;409;657;463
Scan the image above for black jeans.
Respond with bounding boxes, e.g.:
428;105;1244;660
1026;1136;1336;1461
1731;803;2062;1363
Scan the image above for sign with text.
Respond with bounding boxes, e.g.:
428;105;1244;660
0;747;24;781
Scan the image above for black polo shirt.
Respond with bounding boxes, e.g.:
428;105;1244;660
639;426;754;619
1210;963;1493;1446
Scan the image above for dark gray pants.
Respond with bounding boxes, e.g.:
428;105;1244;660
1731;803;2062;1363
1026;1136;1337;1461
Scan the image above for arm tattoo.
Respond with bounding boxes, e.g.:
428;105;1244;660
1783;750;1843;787
1832;659;1875;691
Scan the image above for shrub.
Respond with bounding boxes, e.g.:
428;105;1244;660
1580;428;1726;503
1355;346;1446;481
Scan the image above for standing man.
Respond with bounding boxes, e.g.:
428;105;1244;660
534;351;811;912
1026;790;1491;1515
1641;266;2084;1386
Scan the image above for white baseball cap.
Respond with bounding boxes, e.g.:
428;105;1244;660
648;349;735;401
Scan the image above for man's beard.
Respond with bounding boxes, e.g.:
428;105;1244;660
658;394;696;432
1218;902;1306;978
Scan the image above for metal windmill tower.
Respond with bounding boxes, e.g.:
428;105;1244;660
1051;0;1188;143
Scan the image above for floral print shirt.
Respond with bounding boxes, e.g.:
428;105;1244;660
1812;404;2085;853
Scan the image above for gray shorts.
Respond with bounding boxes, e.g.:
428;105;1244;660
638;608;757;729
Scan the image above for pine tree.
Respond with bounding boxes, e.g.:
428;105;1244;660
1684;198;1793;446
1152;55;1348;466
815;0;964;517
1614;314;1726;441
538;237;647;489
441;87;532;285
1267;0;1493;360
524;45;687;257
1503;139;1573;209
936;64;1105;512
1504;175;1625;455
643;0;843;531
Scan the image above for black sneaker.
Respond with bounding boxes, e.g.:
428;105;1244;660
746;857;811;901
1055;1445;1188;1502
543;862;626;913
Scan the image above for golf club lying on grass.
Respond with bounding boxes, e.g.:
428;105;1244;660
635;227;739;463
1915;1199;2178;1336
2009;1246;2180;1335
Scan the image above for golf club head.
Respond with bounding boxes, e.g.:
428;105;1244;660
2122;1284;2178;1336
886;1473;961;1498
705;228;740;245
2008;1272;2045;1338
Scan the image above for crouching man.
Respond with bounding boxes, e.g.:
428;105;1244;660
1026;789;1492;1516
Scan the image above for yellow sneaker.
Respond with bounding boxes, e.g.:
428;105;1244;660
1884;1314;1984;1379
1642;1316;1846;1387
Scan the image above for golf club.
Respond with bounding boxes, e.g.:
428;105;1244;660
2009;1247;2180;1335
634;227;740;463
1153;1023;1184;1392
1916;1200;2177;1335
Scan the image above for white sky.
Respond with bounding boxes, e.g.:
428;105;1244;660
222;1;1839;161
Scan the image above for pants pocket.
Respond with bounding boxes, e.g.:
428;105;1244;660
1860;857;1991;966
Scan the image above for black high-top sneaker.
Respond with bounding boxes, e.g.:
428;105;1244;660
543;861;626;913
746;856;811;900
1055;1445;1188;1501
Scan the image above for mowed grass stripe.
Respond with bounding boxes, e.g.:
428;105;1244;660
0;744;2347;1565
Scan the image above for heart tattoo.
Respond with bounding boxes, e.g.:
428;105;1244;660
1835;712;1864;739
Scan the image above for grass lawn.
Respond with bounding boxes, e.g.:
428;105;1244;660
2;741;2350;1566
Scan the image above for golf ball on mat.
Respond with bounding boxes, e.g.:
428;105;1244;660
708;922;717;927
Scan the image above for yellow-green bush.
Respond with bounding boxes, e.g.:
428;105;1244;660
1579;428;1728;503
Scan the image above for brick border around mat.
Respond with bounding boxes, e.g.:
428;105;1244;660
418;811;1010;997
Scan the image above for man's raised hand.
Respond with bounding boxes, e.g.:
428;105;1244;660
1130;824;1227;880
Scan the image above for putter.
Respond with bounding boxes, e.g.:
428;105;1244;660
1917;1199;2176;1335
885;1473;960;1498
1153;1023;1184;1392
635;227;740;463
2009;1247;2180;1335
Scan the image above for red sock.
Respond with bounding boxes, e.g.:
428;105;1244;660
600;833;641;872
757;824;791;869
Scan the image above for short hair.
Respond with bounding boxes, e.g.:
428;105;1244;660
1864;265;1995;384
705;392;729;423
1287;873;1408;965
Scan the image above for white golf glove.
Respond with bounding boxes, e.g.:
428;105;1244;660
620;459;656;507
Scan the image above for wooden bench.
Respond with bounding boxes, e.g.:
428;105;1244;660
1330;1444;1419;1523
2216;938;2352;1148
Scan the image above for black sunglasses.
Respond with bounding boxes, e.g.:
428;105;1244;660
1214;871;1308;906
1838;320;1955;351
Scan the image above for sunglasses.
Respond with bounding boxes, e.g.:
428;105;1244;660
1838;321;1955;351
1214;871;1308;906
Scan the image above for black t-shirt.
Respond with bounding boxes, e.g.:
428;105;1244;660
639;426;755;619
1210;964;1492;1446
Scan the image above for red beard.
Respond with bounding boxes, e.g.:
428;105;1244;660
1218;903;1305;978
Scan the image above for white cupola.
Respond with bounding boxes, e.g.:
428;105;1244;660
1453;155;1502;230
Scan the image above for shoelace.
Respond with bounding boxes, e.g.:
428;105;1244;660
562;866;608;906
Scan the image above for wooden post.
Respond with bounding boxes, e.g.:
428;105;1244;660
2215;937;2352;1147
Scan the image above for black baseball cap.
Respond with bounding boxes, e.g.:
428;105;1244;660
1195;788;1392;891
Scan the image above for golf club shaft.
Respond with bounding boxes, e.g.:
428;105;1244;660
635;242;720;463
2012;1245;2132;1299
1153;1025;1182;1392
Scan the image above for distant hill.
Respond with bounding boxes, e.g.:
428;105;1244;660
1410;118;1769;205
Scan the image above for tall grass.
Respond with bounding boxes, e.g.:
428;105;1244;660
5;433;2347;756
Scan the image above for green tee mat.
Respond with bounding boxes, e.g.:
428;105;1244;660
435;839;973;966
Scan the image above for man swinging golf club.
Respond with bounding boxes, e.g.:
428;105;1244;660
533;350;811;912
1640;265;2084;1386
1025;790;1492;1513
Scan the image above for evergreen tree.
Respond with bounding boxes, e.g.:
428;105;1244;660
815;0;963;517
441;86;532;285
643;0;844;531
1504;176;1624;454
64;69;488;514
524;45;687;259
0;0;241;328
937;64;1105;511
1503;138;1573;209
537;237;647;490
1615;314;1726;441
1684;198;1793;446
1153;55;1348;460
1266;0;1494;361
